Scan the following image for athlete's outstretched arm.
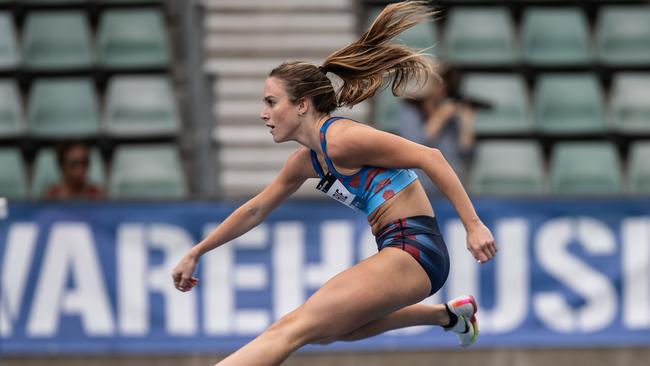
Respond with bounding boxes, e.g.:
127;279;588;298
327;123;496;263
172;147;316;291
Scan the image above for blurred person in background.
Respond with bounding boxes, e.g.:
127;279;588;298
172;2;496;365
398;66;481;194
45;142;105;200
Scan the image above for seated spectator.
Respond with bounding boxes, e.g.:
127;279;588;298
398;66;480;194
45;142;106;200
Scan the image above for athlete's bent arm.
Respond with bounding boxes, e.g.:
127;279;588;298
172;147;315;291
328;123;497;263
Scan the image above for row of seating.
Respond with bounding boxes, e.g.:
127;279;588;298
374;72;650;135
0;144;187;199
0;0;162;3
0;76;179;138
3;140;647;199
0;9;169;70
367;6;650;65
469;140;650;195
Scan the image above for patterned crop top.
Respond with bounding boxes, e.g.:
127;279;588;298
310;117;419;216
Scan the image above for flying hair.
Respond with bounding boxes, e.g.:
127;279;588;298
269;1;437;114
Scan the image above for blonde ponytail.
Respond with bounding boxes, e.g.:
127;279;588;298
323;1;436;107
269;1;436;114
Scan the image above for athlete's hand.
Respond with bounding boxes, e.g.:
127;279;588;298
466;222;497;264
172;252;199;292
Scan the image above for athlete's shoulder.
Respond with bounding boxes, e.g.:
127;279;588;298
282;146;318;180
287;146;313;165
325;118;377;159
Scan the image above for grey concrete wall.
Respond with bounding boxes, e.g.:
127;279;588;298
4;347;650;366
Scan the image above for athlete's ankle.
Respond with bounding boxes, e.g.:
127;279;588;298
442;303;459;329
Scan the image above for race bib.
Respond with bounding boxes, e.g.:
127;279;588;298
316;172;360;211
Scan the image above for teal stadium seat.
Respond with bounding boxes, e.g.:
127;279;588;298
0;148;27;199
550;142;621;195
31;147;105;198
460;74;531;135
0;81;23;138
444;8;517;65
372;88;401;134
535;74;606;135
596;6;650;65
109;144;187;199
610;73;650;134
28;78;99;138
98;9;170;68
366;6;438;51
469;140;545;196
628;142;650;194
103;76;179;137
21;0;87;3
522;8;591;65
22;12;93;70
0;13;19;70
99;0;160;2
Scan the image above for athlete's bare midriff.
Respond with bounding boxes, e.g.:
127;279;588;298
367;179;434;235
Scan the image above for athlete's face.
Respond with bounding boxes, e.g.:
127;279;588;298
260;77;301;143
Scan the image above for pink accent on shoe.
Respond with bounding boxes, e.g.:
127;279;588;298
451;296;478;315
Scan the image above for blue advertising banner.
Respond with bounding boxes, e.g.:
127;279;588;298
1;199;650;354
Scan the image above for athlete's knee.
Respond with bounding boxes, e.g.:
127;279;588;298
264;307;328;347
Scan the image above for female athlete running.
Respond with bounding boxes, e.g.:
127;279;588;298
172;2;497;365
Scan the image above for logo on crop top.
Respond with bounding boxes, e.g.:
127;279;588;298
332;189;348;202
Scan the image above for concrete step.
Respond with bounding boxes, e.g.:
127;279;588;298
202;0;351;11
218;146;296;170
204;33;355;58
205;13;355;33
204;57;322;77
214;77;265;100
213;125;274;146
214;99;370;122
220;170;322;198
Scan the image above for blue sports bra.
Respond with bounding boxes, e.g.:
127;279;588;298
310;117;419;216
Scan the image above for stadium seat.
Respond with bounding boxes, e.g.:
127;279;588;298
469;140;545;196
97;9;170;68
460;73;531;135
28;78;99;138
628;141;650;194
522;8;591;65
0;148;27;199
610;73;650;134
0;13;19;70
30;147;105;198
22;12;93;70
372;88;401;134
0;81;23;138
534;74;606;135
103;76;179;137
21;0;87;3
98;0;160;2
550;142;622;195
443;8;517;65
596;6;650;65
109;144;187;199
370;7;438;51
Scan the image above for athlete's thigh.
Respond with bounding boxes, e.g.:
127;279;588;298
299;247;431;338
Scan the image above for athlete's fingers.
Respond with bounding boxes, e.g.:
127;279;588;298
480;246;493;262
172;271;182;288
468;245;488;263
488;241;498;257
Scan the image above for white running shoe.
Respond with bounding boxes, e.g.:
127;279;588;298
445;295;479;347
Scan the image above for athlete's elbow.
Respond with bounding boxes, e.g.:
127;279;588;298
422;147;446;167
